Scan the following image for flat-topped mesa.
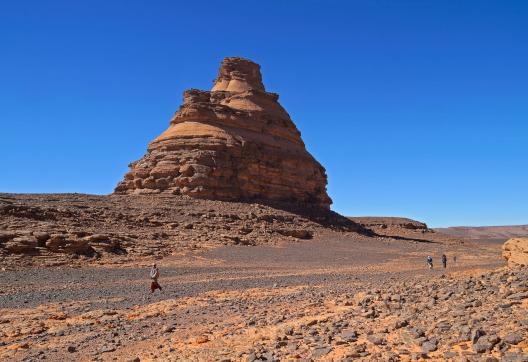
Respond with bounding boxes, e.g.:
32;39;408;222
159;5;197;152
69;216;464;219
115;57;332;209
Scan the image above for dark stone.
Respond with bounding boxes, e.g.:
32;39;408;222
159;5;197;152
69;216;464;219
504;333;523;345
422;341;438;353
471;328;486;344
312;347;331;358
367;334;386;346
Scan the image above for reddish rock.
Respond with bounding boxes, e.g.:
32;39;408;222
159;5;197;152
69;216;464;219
115;57;331;208
503;238;528;267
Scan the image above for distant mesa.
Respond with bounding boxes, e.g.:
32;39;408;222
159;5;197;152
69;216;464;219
434;224;528;240
349;217;429;231
115;57;331;209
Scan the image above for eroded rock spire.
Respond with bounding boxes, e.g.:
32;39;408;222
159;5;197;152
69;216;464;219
115;57;332;208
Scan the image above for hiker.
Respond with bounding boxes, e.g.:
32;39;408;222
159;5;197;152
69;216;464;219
426;256;433;269
149;263;162;293
442;254;447;268
453;255;457;264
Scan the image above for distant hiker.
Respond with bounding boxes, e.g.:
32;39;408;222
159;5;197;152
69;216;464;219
453;255;457;264
442;254;447;268
426;256;433;269
150;263;162;293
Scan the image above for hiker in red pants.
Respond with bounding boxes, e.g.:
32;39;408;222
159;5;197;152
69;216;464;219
150;264;162;293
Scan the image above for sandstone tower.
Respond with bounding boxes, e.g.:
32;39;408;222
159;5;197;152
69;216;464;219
115;57;332;208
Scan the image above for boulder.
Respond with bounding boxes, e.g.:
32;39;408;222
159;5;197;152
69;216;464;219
32;232;50;244
45;234;68;251
115;57;331;209
0;231;16;245
63;239;94;255
3;235;40;254
503;238;528;267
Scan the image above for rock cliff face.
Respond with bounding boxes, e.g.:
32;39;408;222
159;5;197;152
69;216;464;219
115;57;331;208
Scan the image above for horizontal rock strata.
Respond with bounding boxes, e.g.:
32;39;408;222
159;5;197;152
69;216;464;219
0;193;363;266
115;57;331;208
349;217;429;231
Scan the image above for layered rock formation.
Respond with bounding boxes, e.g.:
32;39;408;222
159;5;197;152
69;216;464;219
503;238;528;267
115;57;331;208
349;217;429;231
0;193;361;267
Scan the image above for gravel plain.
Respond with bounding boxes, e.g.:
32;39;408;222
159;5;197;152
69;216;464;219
2;235;523;362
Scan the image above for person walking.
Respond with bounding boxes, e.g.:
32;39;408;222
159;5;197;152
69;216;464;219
441;254;447;268
149;263;162;293
426;256;433;269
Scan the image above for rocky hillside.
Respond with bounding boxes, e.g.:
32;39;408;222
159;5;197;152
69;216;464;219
115;57;331;208
0;193;364;267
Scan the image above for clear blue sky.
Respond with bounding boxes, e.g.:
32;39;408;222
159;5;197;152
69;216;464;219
1;1;527;227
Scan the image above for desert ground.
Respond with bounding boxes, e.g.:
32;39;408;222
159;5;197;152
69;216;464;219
2;230;527;360
1;194;527;361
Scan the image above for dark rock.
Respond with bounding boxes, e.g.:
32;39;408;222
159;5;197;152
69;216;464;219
339;329;358;342
504;332;523;345
473;335;500;353
508;292;528;301
409;327;425;339
471;328;486;344
367;333;386;346
443;351;458;358
422;341;438;353
312;347;331;358
162;325;175;333
100;345;116;353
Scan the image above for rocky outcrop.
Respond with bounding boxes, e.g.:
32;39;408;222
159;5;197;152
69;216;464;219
115;57;331;208
503;238;528;267
349;217;429;231
0;230;126;258
0;193;365;266
344;216;461;243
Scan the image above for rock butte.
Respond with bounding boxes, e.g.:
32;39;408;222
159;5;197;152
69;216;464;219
115;57;331;208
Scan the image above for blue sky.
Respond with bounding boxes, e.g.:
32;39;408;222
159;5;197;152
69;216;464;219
1;1;527;227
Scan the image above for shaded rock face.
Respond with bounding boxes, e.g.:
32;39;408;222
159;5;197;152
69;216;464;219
503;238;528;267
115;57;331;208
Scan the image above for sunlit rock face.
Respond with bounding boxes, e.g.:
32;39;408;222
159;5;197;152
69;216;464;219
503;238;528;267
115;57;331;209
